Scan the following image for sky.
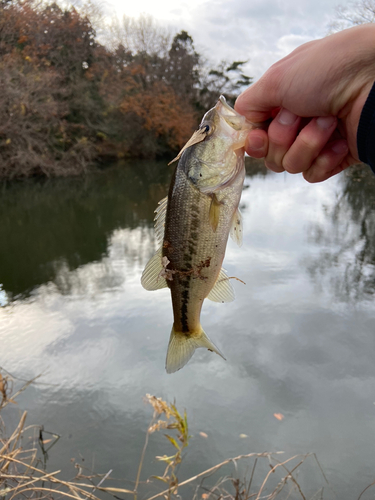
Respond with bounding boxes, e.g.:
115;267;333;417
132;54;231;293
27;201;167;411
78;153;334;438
104;0;352;81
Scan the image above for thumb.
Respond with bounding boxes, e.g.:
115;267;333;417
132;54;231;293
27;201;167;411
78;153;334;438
235;79;280;123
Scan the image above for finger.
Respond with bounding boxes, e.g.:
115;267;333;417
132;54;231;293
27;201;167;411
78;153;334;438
282;116;337;174
244;129;268;158
235;77;280;123
303;140;349;183
264;108;301;172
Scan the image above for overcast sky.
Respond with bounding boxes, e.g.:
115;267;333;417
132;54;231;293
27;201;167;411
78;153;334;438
104;0;351;81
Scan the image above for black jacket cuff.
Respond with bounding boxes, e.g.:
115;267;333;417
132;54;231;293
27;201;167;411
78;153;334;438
357;80;375;173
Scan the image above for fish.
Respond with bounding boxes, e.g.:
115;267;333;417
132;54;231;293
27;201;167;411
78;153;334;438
141;95;254;373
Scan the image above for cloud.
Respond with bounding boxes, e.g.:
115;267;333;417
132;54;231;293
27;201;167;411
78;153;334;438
106;0;346;81
276;33;313;54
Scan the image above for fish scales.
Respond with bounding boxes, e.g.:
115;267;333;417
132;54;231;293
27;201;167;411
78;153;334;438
164;147;245;335
141;95;254;373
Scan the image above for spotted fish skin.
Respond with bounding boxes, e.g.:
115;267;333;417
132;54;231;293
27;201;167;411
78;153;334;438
141;96;254;373
164;146;245;336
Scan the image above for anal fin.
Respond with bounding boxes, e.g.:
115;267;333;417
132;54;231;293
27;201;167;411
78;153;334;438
207;268;235;303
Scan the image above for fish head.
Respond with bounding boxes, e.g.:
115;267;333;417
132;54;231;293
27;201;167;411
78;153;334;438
184;96;253;191
198;95;254;153
191;95;254;172
171;95;254;168
215;95;254;148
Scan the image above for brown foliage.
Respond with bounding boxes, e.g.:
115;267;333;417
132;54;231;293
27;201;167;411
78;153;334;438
120;80;197;152
0;0;101;178
0;54;95;179
0;1;251;179
0;0;96;74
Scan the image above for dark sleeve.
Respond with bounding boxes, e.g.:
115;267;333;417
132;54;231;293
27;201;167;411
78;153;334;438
357;81;375;173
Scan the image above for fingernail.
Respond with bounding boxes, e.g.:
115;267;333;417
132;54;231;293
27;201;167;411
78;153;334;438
331;140;348;154
316;116;336;129
247;135;265;151
277;108;298;126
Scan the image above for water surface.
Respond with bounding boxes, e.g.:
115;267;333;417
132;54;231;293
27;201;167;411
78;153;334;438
1;160;375;499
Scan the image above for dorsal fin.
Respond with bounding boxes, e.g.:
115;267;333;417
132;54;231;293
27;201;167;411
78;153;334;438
154;196;168;245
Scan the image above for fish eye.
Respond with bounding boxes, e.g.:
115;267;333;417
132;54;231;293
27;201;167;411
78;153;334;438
201;123;214;135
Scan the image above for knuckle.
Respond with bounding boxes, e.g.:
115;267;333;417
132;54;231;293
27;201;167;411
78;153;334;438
304;153;341;183
282;155;302;174
297;133;320;152
303;170;322;183
264;160;284;173
314;153;331;169
268;131;288;148
247;148;265;159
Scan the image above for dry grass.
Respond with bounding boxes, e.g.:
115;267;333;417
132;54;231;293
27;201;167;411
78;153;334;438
0;369;134;500
0;370;347;500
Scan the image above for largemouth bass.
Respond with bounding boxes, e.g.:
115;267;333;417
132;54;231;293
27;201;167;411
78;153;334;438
141;96;253;373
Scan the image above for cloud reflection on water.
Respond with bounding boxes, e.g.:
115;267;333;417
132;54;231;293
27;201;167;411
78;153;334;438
1;162;375;498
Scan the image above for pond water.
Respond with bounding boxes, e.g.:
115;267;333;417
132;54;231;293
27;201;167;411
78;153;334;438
1;160;375;499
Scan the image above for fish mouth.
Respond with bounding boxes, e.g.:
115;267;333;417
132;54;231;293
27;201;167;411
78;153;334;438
216;95;254;131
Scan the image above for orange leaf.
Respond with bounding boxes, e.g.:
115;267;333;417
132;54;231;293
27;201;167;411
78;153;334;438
273;413;284;421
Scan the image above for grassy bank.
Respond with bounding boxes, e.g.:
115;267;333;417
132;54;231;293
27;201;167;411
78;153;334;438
0;368;339;500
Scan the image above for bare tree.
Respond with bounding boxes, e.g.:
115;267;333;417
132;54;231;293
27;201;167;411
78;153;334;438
107;13;171;57
0;3;253;178
328;0;375;33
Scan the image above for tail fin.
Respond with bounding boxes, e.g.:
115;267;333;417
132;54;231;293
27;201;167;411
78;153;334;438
165;325;226;374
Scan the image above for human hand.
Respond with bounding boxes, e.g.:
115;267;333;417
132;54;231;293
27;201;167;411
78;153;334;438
235;24;375;182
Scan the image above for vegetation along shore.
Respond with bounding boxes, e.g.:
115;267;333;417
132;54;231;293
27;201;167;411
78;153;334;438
0;0;251;180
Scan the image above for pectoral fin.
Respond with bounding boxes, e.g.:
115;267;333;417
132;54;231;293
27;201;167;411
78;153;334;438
230;208;243;247
141;248;168;290
207;268;235;302
209;193;221;232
